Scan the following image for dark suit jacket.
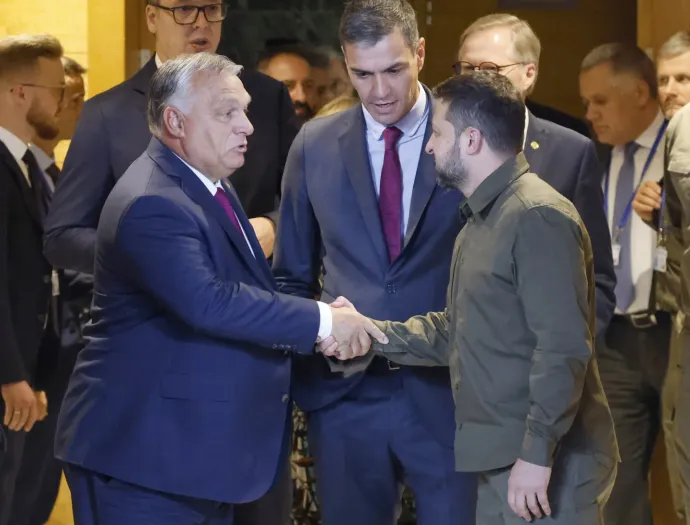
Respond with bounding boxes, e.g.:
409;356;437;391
0;141;52;388
55;138;321;504
44;58;298;274
273;95;464;447
524;113;616;334
526;99;590;138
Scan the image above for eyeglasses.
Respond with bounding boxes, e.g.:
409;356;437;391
20;83;66;104
452;61;523;76
149;2;228;25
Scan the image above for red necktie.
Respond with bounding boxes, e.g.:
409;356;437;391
379;126;403;262
214;187;242;233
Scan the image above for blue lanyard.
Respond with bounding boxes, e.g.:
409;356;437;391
604;120;668;241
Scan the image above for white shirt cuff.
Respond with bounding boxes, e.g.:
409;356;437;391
316;301;333;342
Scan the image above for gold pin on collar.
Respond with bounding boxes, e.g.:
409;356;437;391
530;141;539;150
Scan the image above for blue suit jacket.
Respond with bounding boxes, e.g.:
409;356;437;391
273;99;464;447
524;113;616;333
273;103;615;450
55;139;321;504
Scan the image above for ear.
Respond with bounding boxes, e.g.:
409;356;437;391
634;78;652;106
465;128;483;156
163;106;185;138
416;38;426;72
145;4;158;34
522;63;537;94
8;84;29;106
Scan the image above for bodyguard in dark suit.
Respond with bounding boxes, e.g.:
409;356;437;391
43;3;298;524
56;53;384;525
274;2;476;524
456;13;616;334
0;34;65;525
44;0;298;274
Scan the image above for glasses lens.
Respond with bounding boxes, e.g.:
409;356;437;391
479;63;499;72
173;6;199;24
204;4;227;22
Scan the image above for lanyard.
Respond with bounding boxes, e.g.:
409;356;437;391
604;120;668;241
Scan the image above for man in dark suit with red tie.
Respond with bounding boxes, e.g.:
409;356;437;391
0;34;65;525
54;52;386;525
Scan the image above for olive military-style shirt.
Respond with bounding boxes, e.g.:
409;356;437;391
371;153;619;473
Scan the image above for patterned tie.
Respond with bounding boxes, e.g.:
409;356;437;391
214;186;242;234
379;126;403;262
613;141;639;312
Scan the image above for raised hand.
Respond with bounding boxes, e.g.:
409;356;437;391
632;180;662;222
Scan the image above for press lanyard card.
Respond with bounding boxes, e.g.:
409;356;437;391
612;243;621;267
655;246;668;273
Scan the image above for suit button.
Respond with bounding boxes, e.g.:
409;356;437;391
386;284;397;294
281;394;289;403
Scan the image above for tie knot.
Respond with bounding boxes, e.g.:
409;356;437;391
383;126;402;151
624;141;639;159
22;149;36;165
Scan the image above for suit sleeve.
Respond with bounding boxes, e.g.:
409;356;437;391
573;141;616;335
43;100;114;275
0;172;27;385
272;126;323;300
264;83;298;225
513;207;593;467
117;195;320;353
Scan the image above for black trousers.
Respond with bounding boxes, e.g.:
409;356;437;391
597;312;672;525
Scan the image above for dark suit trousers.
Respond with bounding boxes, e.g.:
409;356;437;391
0;426;27;525
307;372;477;525
65;465;233;525
597;313;672;525
7;342;82;525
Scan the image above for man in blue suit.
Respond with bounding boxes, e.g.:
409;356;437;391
273;1;477;524
456;13;616;334
55;53;387;525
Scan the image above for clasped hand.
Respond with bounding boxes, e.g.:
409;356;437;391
317;296;387;360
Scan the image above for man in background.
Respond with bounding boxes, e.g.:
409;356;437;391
7;55;90;525
580;43;669;525
42;1;299;523
0;33;64;525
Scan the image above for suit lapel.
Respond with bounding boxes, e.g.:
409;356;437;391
523;112;548;175
339;108;389;268
403;114;436;248
0;142;41;226
130;57;157;97
147;139;273;289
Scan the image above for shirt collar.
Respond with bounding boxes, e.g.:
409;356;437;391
633;110;666;150
28;143;55;172
173;152;222;196
361;82;428;140
154;53;163;69
0;126;28;168
462;152;530;219
522;108;530;149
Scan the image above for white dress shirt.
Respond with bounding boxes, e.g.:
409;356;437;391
174;154;333;340
0;126;30;185
605;111;666;314
361;83;428;235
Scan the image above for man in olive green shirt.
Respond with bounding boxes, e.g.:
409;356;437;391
326;72;619;524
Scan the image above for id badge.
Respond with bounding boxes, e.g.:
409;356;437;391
612;243;621;267
51;269;60;297
655;246;668;273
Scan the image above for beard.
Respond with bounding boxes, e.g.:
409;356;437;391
27;100;60;141
292;101;315;127
435;143;468;191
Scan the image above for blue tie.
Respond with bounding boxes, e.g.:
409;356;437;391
613;141;639;312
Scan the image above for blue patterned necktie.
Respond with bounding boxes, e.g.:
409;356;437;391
613;141;639;312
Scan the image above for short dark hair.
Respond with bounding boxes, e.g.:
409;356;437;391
432;72;525;155
257;44;329;71
0;34;63;81
339;0;419;50
61;56;86;77
581;43;658;99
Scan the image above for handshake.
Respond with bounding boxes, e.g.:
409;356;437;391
317;297;388;360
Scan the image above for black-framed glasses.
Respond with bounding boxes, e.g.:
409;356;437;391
149;2;228;25
20;83;66;104
452;61;523;76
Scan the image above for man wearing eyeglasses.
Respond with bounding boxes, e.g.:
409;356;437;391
455;13;615;340
0;34;65;525
42;2;299;525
